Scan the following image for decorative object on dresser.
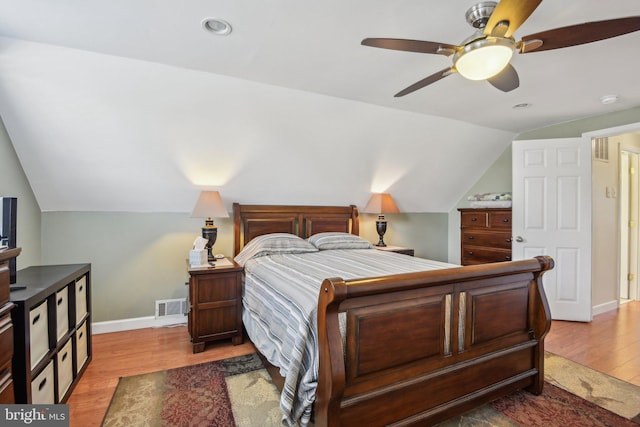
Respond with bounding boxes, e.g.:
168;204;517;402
191;191;229;261
187;258;243;353
362;193;399;247
459;207;512;265
0;247;21;404
10;264;91;404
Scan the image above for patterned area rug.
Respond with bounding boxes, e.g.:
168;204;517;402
102;352;640;427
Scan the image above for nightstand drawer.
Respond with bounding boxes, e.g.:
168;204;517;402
195;273;238;303
197;305;238;337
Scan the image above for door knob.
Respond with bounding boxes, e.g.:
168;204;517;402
514;236;524;242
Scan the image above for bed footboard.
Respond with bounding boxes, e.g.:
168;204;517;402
316;256;553;427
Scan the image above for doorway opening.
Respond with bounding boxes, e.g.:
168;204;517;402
620;148;640;303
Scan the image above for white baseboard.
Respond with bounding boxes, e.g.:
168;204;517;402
92;315;187;335
592;300;619;317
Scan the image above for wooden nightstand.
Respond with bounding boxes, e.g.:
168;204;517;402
375;246;415;256
187;258;243;353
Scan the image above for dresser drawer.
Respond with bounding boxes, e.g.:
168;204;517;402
488;211;512;229
462;231;512;250
30;301;50;370
31;360;55;404
461;211;487;228
57;338;74;400
56;286;70;342
0;362;14;404
0;264;8;306
75;276;88;325
0;308;13;368
461;247;512;265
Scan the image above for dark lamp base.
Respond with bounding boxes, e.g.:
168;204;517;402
375;220;388;247
201;226;218;261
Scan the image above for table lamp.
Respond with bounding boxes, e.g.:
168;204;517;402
363;193;400;247
191;191;229;260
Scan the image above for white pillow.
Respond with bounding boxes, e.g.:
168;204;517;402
307;232;373;250
234;233;318;266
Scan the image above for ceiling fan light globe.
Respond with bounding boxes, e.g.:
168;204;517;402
454;38;514;81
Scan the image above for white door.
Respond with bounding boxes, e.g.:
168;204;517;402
512;138;592;321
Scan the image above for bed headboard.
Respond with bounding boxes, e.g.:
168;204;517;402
232;203;360;256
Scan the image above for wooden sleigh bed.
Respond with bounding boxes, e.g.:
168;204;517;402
233;203;553;427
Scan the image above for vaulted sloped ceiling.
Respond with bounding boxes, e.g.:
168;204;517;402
1;1;639;213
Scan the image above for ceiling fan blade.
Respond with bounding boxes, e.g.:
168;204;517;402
394;68;454;97
487;64;519;92
520;16;640;53
484;0;542;38
362;38;458;56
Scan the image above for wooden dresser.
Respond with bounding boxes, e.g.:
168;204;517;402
0;247;21;404
459;208;512;265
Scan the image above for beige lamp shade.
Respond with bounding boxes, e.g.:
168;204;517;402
191;191;229;219
363;193;400;214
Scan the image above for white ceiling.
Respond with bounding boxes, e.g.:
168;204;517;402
1;1;639;213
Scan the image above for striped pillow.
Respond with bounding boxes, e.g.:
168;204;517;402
307;232;373;250
234;233;318;266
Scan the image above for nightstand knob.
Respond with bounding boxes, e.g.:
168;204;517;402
505;256;512;261
468;236;474;240
467;251;473;255
503;218;510;223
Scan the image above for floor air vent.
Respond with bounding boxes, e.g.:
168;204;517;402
155;298;187;319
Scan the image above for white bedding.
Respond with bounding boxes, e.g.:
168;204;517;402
240;248;456;426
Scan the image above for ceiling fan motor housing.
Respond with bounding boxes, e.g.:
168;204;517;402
466;1;498;29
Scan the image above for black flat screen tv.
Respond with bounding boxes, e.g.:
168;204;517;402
1;197;17;283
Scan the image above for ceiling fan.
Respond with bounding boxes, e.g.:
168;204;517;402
362;0;640;97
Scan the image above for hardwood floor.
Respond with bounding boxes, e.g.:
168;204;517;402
546;300;640;387
66;301;640;426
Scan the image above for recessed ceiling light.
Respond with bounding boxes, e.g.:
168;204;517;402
600;95;618;105
512;103;532;109
201;18;232;36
